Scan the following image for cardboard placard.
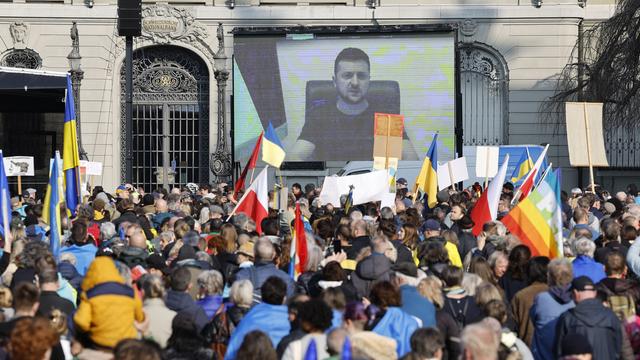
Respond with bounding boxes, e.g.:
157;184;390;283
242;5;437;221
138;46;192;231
565;102;609;167
4;156;34;176
319;170;389;208
475;146;499;178
438;157;469;189
373;113;404;164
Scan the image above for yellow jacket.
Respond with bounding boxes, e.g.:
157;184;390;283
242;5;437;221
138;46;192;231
73;256;145;348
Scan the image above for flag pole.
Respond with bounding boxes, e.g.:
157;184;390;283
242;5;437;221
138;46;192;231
484;147;490;190
249;168;256;184
447;161;456;191
583;102;596;194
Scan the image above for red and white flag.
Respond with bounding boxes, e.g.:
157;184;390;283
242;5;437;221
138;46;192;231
471;154;510;236
516;144;549;202
233;132;263;199
232;166;269;234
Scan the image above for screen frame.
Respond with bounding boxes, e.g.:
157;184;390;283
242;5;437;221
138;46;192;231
230;24;462;170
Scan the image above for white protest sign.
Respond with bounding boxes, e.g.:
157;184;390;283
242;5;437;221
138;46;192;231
380;192;397;210
437;157;469;189
475;146;499;178
3;156;35;176
80;161;103;176
319;170;389;208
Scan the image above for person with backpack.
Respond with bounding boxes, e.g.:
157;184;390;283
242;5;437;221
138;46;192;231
596;251;640;357
441;265;484;329
555;276;622;360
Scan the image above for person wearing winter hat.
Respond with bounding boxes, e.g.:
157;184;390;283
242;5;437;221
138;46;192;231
555;276;622;360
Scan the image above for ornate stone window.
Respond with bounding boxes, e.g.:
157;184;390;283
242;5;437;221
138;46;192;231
459;42;509;146
0;48;42;69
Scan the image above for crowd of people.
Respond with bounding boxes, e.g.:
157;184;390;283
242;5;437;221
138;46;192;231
2;178;640;360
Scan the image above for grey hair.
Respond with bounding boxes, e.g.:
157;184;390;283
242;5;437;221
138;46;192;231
199;207;210;224
305;240;323;272
460;322;500;360
230;279;253;308
488;251;508;269
255;236;275;262
195;251;213;266
462;273;483;296
197;270;224;296
380;207;394;221
494;221;508;237
100;222;116;241
159;231;176;244
114;260;132;286
574;237;596;257
350;210;363;221
141;274;165;299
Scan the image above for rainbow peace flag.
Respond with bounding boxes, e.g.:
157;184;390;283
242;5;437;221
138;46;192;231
502;168;563;258
43;151;65;261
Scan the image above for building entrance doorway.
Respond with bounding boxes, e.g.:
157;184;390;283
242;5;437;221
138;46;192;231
120;45;209;190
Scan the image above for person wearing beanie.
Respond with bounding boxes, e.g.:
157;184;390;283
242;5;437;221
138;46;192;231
560;333;593;360
555;276;622;360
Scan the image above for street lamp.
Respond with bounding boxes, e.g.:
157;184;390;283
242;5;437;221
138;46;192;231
67;21;88;160
210;23;232;183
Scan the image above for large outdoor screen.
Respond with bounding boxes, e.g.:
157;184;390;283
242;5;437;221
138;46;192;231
233;31;456;163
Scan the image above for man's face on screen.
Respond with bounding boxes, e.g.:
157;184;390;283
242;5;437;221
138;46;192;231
333;60;370;104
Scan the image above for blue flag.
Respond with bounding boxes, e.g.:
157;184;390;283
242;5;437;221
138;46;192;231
341;336;352;360
0;151;11;239
304;339;317;360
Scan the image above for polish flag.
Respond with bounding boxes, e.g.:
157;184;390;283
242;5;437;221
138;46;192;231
470;154;510;236
232;166;269;234
517;144;549;202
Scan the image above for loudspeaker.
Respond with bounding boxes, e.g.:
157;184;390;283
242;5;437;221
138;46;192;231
117;0;142;37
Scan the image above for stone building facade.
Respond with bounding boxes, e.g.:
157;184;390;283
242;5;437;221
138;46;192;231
0;0;623;192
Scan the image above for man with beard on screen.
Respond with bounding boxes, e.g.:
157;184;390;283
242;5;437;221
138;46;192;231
292;47;417;161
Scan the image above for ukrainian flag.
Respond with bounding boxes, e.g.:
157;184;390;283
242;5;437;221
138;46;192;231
511;147;534;184
262;122;286;168
63;75;81;216
43;151;64;261
0;150;11;240
415;133;438;208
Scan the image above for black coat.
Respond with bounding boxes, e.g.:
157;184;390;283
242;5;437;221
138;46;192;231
348;235;371;260
555;298;622;360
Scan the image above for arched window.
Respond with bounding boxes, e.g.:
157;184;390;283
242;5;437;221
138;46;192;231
459;42;509;147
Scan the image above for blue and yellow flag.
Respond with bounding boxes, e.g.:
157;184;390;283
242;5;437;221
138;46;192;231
0;151;11;239
262;122;286;168
510;147;534;184
415;133;438;208
43;151;64;261
63;75;81;217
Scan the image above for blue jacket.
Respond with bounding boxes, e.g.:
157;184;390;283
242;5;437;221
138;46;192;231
372;307;419;357
626;238;640;278
234;262;295;300
196;294;223;319
572;255;606;283
399;285;436;328
530;288;575;360
165;290;209;333
61;243;98;276
224;303;290;360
